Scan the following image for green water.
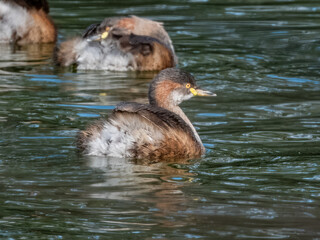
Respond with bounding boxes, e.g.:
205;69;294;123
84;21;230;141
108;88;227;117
1;0;320;239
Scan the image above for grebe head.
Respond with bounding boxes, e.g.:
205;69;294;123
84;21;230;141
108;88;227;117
83;17;124;41
148;68;216;108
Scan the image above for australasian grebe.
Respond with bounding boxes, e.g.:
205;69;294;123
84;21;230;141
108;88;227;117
77;68;216;161
54;16;177;71
0;0;56;44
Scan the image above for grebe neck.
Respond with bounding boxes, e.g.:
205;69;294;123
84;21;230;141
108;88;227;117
154;99;205;152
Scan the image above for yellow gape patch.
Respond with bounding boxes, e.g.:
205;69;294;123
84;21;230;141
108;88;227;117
189;88;198;96
185;84;197;96
101;27;110;39
101;31;108;39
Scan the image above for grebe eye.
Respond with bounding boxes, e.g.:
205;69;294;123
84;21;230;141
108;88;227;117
186;83;191;88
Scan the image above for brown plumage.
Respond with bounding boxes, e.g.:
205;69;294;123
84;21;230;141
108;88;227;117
54;38;80;67
76;68;216;162
54;16;177;71
0;0;56;44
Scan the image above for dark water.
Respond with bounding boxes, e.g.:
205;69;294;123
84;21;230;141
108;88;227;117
1;0;320;239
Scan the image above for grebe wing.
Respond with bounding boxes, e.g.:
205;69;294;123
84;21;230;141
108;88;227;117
82;23;100;39
117;34;169;57
112;102;192;134
109;102;201;160
113;102;188;129
81;24;160;56
77;102;202;159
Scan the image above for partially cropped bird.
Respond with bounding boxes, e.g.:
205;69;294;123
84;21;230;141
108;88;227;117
77;68;216;161
54;15;177;71
0;0;56;44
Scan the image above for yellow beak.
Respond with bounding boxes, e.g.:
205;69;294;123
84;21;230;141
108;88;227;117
190;88;216;97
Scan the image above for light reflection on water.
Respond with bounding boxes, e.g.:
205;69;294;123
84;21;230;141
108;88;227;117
0;0;320;239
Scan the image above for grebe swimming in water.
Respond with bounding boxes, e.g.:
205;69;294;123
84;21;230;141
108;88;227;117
0;0;56;44
77;68;216;161
54;16;177;71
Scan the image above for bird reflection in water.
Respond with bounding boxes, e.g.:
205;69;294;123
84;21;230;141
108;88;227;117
85;155;196;229
0;43;55;69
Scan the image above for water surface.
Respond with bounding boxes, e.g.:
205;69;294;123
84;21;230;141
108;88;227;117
0;0;320;239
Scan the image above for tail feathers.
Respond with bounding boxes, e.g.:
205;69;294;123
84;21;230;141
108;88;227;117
76;119;136;158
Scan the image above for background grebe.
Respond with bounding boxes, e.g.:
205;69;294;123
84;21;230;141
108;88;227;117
77;68;216;161
0;0;56;44
54;16;177;71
